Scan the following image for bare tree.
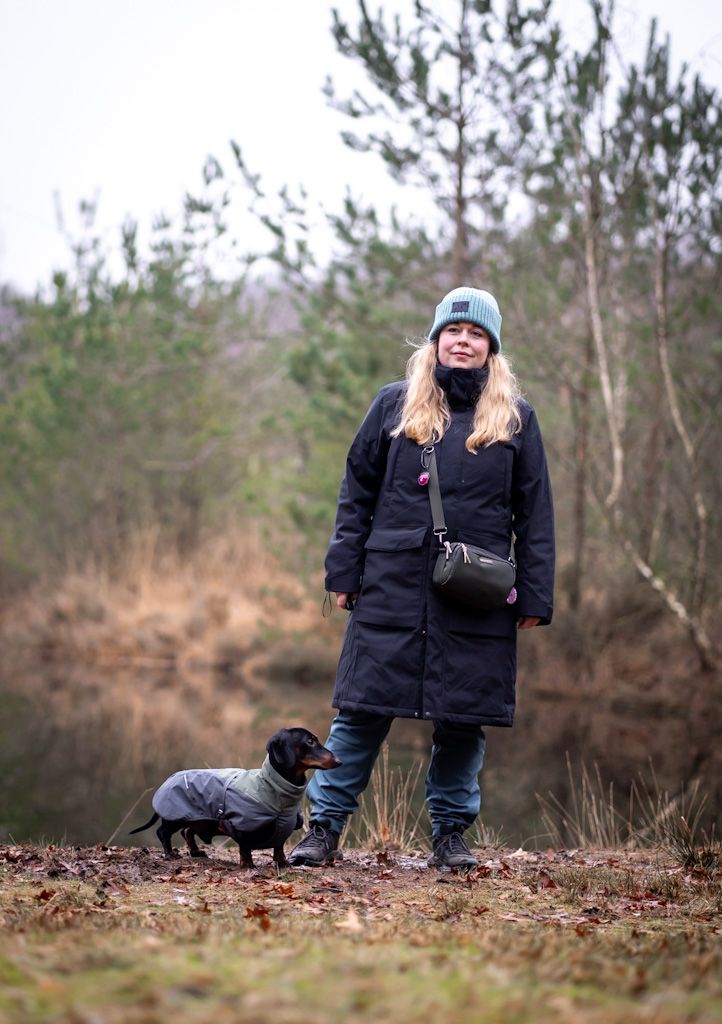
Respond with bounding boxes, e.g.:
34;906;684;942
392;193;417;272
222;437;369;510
531;2;720;666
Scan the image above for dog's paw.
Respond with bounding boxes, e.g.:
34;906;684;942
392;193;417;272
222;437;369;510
189;850;208;859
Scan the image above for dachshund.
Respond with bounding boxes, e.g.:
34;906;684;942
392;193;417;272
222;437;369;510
129;727;340;868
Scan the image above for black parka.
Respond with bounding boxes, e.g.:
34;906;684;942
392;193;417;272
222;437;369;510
324;367;555;727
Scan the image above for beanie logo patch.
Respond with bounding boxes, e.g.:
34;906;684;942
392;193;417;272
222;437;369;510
451;301;470;312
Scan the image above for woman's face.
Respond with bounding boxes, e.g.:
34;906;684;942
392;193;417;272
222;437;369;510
437;321;490;369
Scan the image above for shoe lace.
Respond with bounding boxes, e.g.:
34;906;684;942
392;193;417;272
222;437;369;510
307;824;333;847
441;831;469;855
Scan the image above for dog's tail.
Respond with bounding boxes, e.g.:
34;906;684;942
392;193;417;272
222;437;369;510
129;811;159;835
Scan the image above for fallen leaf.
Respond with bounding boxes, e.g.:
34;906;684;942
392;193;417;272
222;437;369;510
58;860;81;876
318;877;344;890
245;903;270;917
101;877;130;895
335;908;363;932
245;905;271;930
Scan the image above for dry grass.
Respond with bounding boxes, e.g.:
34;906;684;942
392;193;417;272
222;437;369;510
632;775;722;871
537;754;637;850
3;525;322;671
1;843;720;1024
346;745;428;851
470;820;507;849
537;757;722;872
0;528;340;845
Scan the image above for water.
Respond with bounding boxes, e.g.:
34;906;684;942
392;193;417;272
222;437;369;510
0;665;547;848
5;661;717;851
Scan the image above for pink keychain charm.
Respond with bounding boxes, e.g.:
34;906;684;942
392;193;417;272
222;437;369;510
418;471;430;487
506;587;517;605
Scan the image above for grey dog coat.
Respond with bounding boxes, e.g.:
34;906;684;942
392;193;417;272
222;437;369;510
151;756;305;847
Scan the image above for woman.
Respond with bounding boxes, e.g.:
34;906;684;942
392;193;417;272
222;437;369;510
289;287;555;868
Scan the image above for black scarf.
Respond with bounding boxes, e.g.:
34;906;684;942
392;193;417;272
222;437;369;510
435;364;489;411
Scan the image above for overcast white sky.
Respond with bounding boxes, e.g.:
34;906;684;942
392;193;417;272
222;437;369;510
1;0;720;294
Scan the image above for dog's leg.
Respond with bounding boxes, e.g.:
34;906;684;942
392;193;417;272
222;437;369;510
273;844;289;869
156;820;179;859
238;844;254;869
182;826;208;859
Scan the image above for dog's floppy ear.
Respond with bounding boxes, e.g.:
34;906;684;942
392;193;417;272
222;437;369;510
267;729;296;771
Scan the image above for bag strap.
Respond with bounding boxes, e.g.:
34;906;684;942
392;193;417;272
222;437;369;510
423;445;447;544
424;442;516;565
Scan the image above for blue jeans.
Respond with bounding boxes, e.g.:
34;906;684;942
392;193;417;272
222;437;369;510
305;709;486;837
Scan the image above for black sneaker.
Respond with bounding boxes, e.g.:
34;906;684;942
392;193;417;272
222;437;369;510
427;828;478;869
287;823;342;866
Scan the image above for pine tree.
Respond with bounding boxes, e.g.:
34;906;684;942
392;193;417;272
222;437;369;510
325;0;550;282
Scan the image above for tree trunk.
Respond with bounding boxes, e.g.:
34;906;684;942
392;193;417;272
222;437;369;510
580;187;716;669
640;358;665;564
654;230;708;616
568;332;592;610
452;115;469;283
611;507;717;670
451;0;470;283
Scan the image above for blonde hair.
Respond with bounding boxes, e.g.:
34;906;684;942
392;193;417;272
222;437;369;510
392;341;523;451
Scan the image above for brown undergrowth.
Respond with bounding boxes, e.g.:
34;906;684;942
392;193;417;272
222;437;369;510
0;529;342;842
0;842;720;1023
0;526;331;677
1;531;721;850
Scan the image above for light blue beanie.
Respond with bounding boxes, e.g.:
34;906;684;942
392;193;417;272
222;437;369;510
429;287;502;354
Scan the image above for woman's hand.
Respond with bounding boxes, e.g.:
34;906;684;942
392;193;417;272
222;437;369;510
336;592;359;610
517;616;541;630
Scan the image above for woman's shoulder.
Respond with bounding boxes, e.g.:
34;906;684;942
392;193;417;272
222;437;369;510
515;396;537;424
513;396;549;445
356;379;406;432
366;379;407;414
377;379;407;400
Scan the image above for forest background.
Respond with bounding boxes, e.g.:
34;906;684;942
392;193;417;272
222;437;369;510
0;0;720;849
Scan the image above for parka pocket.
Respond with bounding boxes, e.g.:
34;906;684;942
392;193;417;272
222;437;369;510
355;525;428;628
